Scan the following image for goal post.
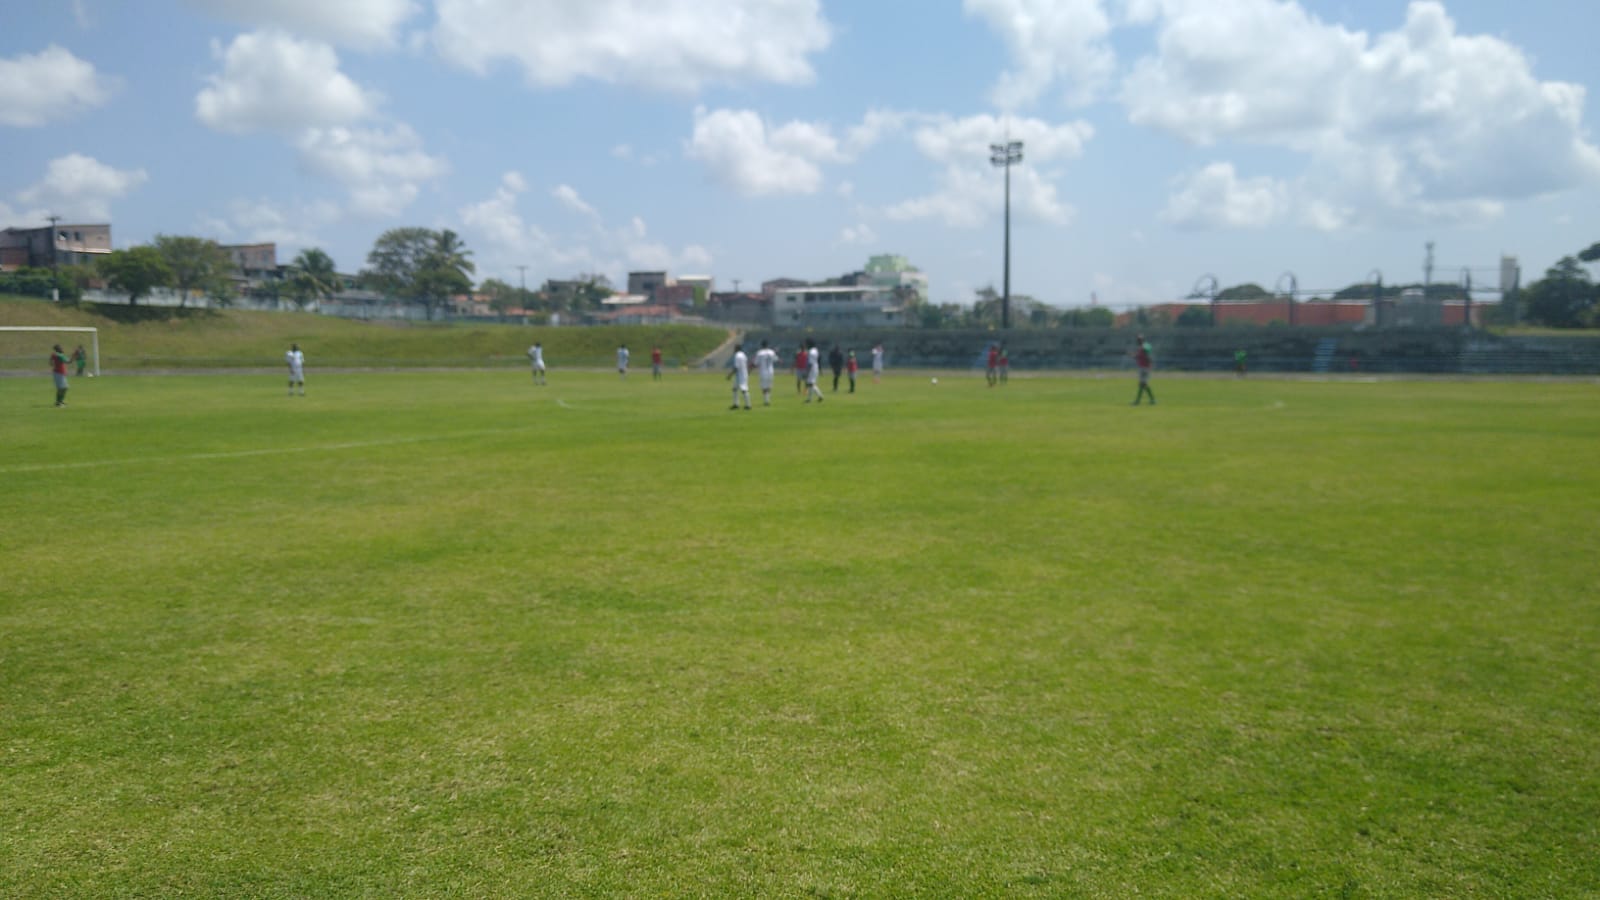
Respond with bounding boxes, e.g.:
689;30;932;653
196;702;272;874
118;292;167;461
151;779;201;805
0;326;100;376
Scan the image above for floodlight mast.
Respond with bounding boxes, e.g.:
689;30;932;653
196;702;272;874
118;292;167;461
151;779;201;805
990;140;1023;330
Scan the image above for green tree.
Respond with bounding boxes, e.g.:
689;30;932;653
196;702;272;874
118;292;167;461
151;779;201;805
285;248;339;310
1578;242;1600;264
154;234;234;307
1521;257;1597;328
99;247;173;306
1176;305;1212;327
363;228;475;319
479;277;521;319
1216;283;1270;301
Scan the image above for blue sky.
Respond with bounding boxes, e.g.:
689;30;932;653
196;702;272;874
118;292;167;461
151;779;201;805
3;0;1596;307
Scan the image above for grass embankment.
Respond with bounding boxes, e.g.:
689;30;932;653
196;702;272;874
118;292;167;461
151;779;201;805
3;372;1598;895
0;294;730;370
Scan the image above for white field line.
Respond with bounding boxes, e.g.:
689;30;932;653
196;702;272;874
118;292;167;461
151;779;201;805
1;427;538;474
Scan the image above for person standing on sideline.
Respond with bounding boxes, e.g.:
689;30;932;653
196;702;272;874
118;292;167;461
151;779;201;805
1132;334;1156;406
1234;348;1247;377
754;339;780;406
726;343;752;410
871;343;884;383
804;339;825;404
651;345;663;380
286;343;305;396
528;342;546;385
846;349;858;393
793;346;808;395
49;344;70;407
828;344;844;392
71;344;86;377
986;343;999;387
999;343;1010;386
617;344;630;378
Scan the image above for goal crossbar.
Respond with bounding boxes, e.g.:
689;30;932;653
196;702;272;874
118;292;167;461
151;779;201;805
0;326;100;376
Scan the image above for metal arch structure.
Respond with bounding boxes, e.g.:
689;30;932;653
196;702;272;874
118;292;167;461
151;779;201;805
1369;267;1382;328
1191;274;1220;326
1276;272;1298;326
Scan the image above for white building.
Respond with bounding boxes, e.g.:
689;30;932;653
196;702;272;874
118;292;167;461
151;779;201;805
864;253;929;305
771;285;903;327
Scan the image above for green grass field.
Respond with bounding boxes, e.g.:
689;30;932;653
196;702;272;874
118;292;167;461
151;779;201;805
3;369;1597;896
0;295;729;370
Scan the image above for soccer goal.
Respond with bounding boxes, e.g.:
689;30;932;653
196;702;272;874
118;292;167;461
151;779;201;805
0;326;101;376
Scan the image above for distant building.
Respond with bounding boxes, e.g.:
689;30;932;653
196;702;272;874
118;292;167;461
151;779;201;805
676;274;713;304
706;291;770;324
771;284;903;327
0;223;113;270
221;243;277;279
864;253;929;304
656;283;699;309
762;277;808;298
628;270;672;299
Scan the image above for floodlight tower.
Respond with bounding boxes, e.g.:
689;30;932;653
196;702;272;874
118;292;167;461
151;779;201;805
990;139;1023;329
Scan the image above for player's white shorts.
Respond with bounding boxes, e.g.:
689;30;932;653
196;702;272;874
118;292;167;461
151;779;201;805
289;366;304;381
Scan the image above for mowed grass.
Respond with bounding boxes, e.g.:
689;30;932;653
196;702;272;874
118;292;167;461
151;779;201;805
2;370;1597;897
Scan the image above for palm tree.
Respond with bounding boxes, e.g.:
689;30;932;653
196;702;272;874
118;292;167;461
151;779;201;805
288;248;339;309
416;230;475;319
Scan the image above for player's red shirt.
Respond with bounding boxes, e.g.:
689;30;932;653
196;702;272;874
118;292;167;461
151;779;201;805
987;347;999;368
794;350;807;372
50;352;68;375
1135;346;1152;369
651;348;662;364
847;357;857;374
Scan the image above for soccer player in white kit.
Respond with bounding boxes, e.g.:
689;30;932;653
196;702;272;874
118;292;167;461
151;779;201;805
753;339;779;406
528;342;546;385
727;344;751;410
804;339;825;403
871;343;884;383
286;343;305;396
617;344;630;377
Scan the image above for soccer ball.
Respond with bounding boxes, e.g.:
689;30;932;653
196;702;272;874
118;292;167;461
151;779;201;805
930;377;938;385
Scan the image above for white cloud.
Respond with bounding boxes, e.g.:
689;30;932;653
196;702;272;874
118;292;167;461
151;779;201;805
197;30;378;133
887;165;1072;228
459;172;713;285
964;0;1115;108
686;107;833;196
186;0;419;48
17;154;148;221
680;245;714;270
908;113;1093;166
0;45;117;127
1123;0;1600;227
433;0;830;93
553;184;599;219
885;114;1089;227
1160;163;1290;229
202;197;342;252
295;124;448;217
840;223;878;245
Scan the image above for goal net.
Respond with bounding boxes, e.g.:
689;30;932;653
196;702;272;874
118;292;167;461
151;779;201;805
0;326;101;376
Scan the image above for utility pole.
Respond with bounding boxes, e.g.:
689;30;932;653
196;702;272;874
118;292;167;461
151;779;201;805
990;139;1023;329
